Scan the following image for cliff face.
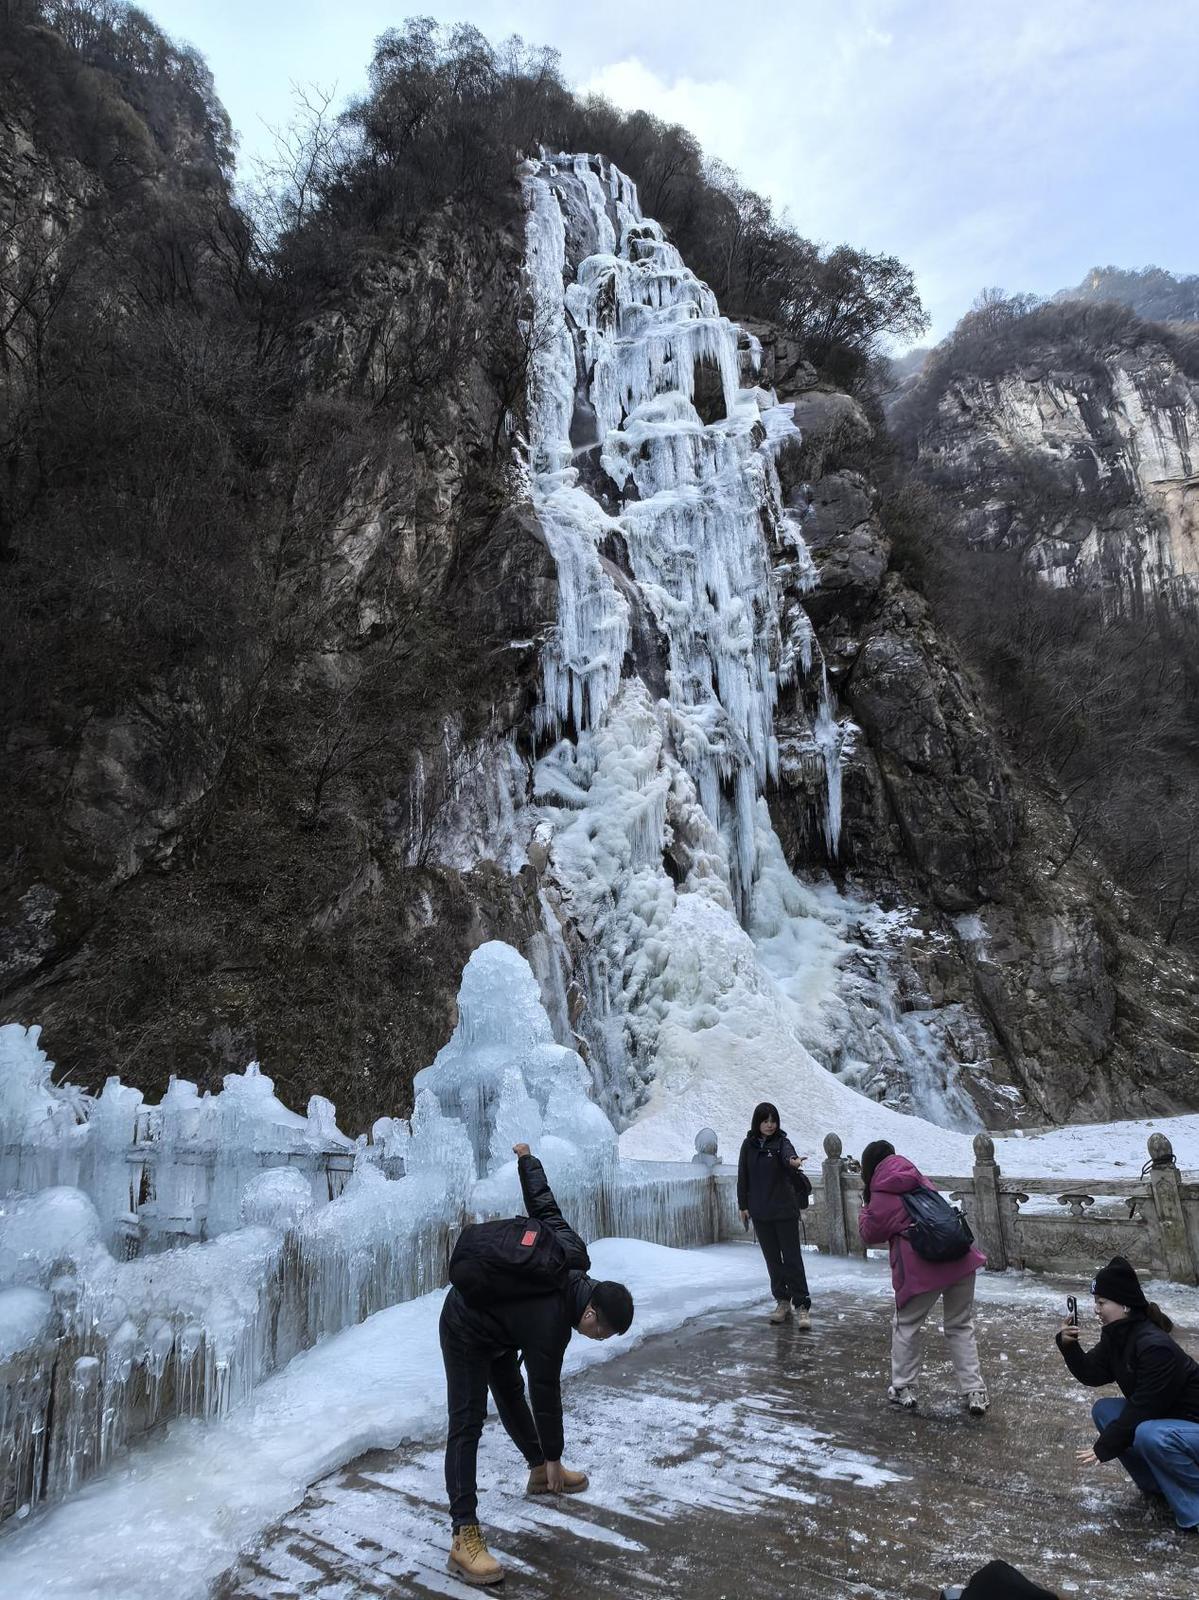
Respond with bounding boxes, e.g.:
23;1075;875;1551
767;371;1199;1124
0;11;556;1125
901;315;1199;611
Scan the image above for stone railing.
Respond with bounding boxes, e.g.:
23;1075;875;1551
800;1130;1199;1286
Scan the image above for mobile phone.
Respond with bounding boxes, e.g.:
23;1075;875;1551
1066;1295;1078;1327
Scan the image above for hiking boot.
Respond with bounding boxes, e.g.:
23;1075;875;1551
768;1300;792;1324
887;1384;918;1410
794;1306;812;1331
527;1462;589;1495
448;1525;504;1587
966;1388;990;1416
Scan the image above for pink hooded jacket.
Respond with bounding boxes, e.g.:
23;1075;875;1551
857;1154;986;1308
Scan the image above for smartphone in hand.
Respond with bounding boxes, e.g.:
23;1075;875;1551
1066;1295;1078;1327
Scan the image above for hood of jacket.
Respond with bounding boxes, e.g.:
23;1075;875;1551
870;1154;925;1195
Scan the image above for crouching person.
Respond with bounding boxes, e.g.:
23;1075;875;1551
1057;1255;1199;1534
440;1142;635;1585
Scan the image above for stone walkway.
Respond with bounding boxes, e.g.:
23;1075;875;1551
217;1280;1198;1600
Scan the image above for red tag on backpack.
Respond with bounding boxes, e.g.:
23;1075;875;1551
520;1229;537;1248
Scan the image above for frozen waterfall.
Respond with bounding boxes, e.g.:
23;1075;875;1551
522;153;977;1151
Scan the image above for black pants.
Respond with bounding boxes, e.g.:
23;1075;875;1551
440;1312;545;1529
754;1216;811;1309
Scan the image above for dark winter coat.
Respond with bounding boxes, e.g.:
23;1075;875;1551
440;1153;593;1462
857;1153;986;1309
1056;1310;1199;1461
737;1131;802;1222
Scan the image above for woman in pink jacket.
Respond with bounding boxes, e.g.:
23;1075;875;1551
857;1140;990;1416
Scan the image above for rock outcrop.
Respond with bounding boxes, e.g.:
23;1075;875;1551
897;307;1199;612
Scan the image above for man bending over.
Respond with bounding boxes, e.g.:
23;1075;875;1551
440;1142;635;1585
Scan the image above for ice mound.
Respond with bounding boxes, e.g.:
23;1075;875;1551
414;941;617;1182
0;1284;52;1361
0;1187;110;1288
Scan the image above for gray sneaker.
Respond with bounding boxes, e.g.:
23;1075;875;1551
967;1388;990;1416
887;1384;918;1410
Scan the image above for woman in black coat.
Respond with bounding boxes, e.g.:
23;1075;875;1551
736;1101;812;1328
1056;1254;1199;1531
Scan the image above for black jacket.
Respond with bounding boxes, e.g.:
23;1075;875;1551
1056;1312;1199;1460
737;1131;802;1222
441;1153;593;1461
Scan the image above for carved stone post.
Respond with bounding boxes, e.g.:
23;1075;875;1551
822;1133;850;1256
1147;1133;1197;1286
971;1132;1007;1271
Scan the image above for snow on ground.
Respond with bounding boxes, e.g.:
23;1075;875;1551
995;1113;1199;1179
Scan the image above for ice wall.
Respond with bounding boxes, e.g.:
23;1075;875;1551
522;155;977;1155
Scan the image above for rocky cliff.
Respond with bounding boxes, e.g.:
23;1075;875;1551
765;362;1199;1124
895;300;1199;611
0;6;557;1126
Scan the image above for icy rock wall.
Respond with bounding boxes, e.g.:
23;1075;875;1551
522;156;973;1146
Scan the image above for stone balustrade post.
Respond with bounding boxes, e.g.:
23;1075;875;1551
821;1133;850;1256
970;1132;1008;1271
1147;1133;1197;1286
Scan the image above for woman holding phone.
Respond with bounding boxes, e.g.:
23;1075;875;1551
736;1101;812;1328
1057;1255;1199;1532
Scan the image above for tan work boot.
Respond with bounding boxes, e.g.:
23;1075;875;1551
448;1524;504;1586
768;1300;792;1324
795;1306;812;1331
527;1462;589;1495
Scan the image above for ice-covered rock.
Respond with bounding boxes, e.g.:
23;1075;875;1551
0;1285;53;1360
0;1187;110;1289
239;1168;315;1232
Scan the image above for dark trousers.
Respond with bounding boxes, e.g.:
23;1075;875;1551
441;1314;545;1529
754;1216;811;1309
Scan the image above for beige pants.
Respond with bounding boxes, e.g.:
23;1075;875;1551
891;1273;983;1393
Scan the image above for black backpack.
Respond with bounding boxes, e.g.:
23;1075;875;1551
790;1165;813;1211
448;1215;585;1309
901;1188;974;1262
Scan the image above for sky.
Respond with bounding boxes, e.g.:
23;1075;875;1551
146;0;1199;344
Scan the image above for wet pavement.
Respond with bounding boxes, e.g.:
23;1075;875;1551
216;1279;1198;1600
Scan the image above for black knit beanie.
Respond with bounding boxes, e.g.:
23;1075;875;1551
1090;1255;1148;1310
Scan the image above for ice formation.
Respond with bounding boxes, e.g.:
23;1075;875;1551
521;154;977;1156
0;947;723;1520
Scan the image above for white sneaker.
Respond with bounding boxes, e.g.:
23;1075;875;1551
887;1384;918;1410
795;1306;812;1331
768;1300;792;1324
967;1388;990;1416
